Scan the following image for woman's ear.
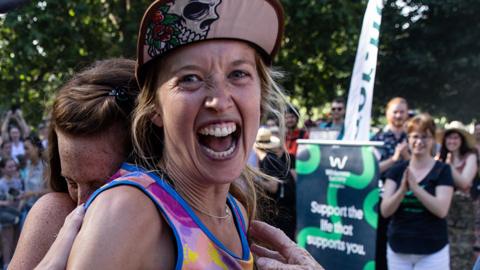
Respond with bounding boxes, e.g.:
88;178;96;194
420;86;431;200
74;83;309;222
150;109;163;128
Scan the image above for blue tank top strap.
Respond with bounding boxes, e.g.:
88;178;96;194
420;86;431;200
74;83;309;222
83;163;253;269
227;195;250;259
83;171;184;270
84;164;154;210
84;179;149;210
145;170;251;261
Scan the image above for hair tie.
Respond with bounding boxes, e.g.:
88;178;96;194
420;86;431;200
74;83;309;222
108;86;129;102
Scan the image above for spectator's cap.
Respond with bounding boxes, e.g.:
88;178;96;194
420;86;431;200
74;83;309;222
255;127;281;150
444;121;476;149
136;0;284;87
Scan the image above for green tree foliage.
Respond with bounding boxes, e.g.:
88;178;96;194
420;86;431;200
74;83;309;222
376;0;480;121
1;0;479;126
0;0;150;125
0;0;370;125
278;0;367;116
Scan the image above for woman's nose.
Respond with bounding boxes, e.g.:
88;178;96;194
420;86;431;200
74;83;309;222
204;80;233;112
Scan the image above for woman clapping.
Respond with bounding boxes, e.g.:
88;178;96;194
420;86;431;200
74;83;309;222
381;114;454;270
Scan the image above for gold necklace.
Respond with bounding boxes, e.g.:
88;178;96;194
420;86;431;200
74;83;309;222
188;202;231;219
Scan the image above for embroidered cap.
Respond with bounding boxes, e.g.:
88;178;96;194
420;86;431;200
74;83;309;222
136;0;284;87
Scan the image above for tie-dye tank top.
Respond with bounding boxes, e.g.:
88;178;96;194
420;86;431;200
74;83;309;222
85;163;254;270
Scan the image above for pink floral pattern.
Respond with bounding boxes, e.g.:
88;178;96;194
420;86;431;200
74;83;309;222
145;4;181;57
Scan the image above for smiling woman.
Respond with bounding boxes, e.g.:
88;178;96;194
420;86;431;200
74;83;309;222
437;121;479;269
146;41;262;185
66;0;287;269
380;114;454;270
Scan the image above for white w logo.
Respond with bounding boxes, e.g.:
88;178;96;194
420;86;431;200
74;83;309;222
329;156;348;169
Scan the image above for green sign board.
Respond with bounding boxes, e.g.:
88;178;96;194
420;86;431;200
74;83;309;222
296;140;380;270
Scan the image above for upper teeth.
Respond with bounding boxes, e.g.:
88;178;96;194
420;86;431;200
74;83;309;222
198;123;236;137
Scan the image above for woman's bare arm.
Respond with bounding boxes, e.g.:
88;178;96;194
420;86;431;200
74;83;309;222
409;183;453;218
450;153;478;191
35;204;85;270
380;176;408;218
67;186;173;270
9;192;76;270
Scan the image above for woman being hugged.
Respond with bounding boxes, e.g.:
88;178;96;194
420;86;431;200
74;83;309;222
10;58;139;270
380;114;454;270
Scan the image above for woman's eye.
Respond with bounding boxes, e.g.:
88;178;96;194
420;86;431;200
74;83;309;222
177;74;203;90
229;70;249;80
179;74;201;84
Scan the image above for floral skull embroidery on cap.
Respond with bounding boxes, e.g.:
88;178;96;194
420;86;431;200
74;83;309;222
145;0;223;58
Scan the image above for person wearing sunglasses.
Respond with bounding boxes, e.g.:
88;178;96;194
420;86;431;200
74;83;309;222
319;97;345;140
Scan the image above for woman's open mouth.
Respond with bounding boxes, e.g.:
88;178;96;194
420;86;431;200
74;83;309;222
197;122;240;160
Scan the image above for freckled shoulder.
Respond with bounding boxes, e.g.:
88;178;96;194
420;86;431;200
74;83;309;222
10;192;76;270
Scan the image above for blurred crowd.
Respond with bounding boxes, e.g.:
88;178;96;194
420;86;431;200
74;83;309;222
0;107;48;266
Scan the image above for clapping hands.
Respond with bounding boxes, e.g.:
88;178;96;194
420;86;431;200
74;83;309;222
400;167;420;194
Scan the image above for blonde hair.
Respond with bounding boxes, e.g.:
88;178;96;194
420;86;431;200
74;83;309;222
131;52;288;221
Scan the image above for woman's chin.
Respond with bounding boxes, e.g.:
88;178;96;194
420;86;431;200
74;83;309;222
206;152;245;180
201;167;243;185
412;150;428;157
